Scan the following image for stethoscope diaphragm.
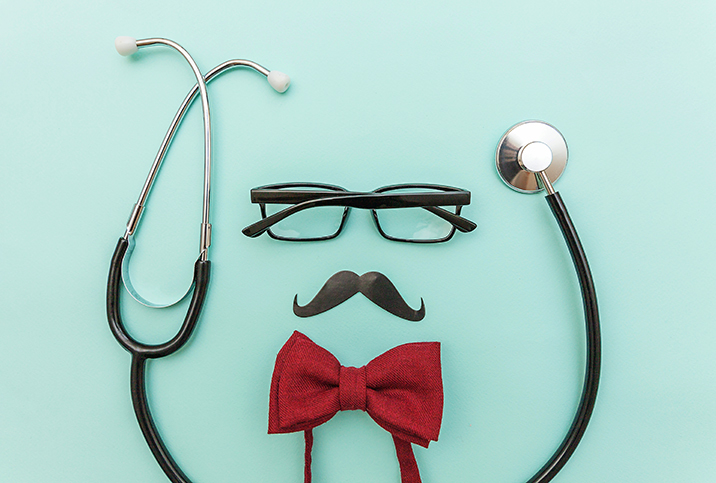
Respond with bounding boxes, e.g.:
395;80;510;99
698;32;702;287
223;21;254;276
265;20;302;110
496;120;568;193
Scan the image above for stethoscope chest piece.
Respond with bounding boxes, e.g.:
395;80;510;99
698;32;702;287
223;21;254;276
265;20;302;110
496;120;568;193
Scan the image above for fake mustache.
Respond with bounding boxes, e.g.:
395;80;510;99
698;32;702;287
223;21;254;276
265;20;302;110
293;271;425;321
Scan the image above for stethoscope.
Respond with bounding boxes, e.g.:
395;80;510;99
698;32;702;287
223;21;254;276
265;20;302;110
106;37;600;483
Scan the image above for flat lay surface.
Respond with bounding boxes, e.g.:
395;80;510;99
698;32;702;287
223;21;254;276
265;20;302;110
1;1;714;482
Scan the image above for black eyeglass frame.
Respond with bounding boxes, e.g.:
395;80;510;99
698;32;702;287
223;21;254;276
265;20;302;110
243;182;476;243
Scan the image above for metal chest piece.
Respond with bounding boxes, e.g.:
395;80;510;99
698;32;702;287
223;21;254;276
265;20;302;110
496;120;568;193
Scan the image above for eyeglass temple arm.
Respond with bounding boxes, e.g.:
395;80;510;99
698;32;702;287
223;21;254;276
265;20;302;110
242;193;476;238
423;206;475;232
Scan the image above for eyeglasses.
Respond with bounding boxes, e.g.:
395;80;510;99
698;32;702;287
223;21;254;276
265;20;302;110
242;183;477;243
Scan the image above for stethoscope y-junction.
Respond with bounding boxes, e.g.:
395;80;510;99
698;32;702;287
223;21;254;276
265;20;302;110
106;37;600;483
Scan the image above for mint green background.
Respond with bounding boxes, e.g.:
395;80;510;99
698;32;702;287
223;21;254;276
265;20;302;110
1;1;714;481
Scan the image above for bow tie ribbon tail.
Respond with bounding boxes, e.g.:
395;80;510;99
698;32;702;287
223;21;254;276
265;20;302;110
301;429;421;483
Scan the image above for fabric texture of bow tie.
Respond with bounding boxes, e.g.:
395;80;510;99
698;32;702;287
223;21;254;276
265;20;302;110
269;331;443;483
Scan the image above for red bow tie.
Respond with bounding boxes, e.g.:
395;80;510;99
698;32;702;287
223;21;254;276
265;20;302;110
269;331;443;483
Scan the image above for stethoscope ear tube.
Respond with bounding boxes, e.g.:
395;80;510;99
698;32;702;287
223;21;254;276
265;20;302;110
526;191;601;483
106;237;211;358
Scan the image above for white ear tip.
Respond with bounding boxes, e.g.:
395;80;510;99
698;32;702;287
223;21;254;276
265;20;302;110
115;36;138;56
267;71;290;93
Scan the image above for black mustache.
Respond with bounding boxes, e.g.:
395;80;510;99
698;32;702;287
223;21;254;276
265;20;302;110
293;271;425;321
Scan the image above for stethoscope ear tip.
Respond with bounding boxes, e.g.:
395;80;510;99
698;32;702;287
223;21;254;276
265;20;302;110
115;36;138;56
268;70;291;93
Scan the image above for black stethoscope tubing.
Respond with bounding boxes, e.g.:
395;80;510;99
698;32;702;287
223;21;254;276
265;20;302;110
106;189;600;483
107;237;210;482
527;192;601;482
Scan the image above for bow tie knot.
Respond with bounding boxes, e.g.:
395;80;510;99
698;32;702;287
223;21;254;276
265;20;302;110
339;365;367;411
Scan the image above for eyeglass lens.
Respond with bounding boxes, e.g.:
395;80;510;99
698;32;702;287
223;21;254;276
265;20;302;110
373;187;456;242
263;186;346;240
